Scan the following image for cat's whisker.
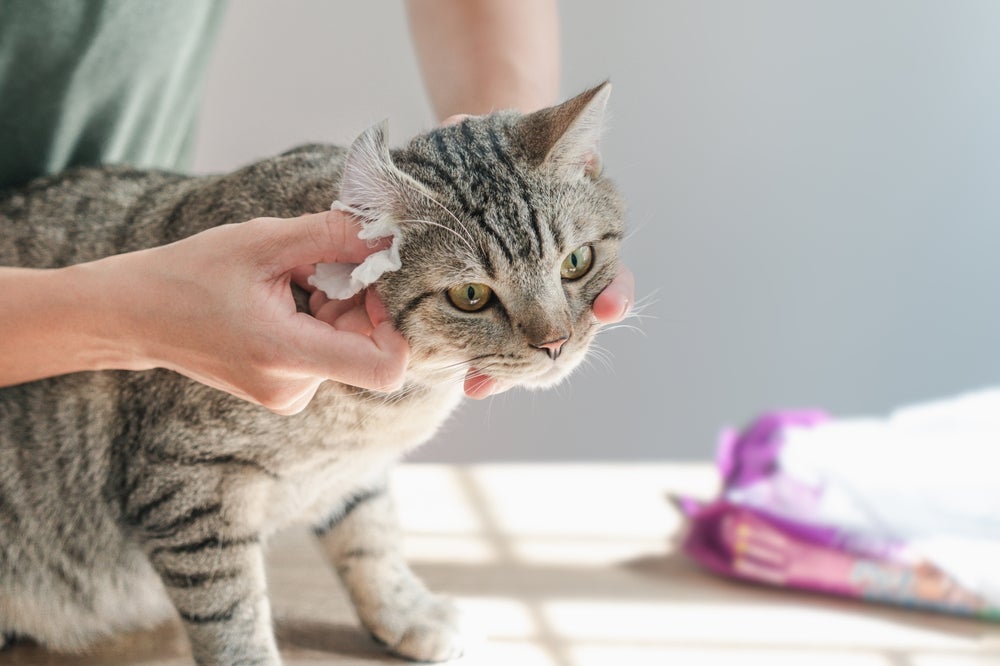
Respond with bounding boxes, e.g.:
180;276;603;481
350;379;430;414
399;182;479;253
350;383;427;427
447;364;495;385
586;342;616;372
598;323;646;336
435;353;495;373
627;291;660;318
622;310;656;323
580;342;614;373
399;218;477;256
622;213;651;244
439;360;506;391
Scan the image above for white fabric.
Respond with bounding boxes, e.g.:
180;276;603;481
308;200;401;300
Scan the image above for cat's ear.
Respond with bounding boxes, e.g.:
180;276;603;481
517;81;611;181
339;121;427;219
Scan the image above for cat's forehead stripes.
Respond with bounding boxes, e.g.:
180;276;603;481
465;121;547;258
394;148;506;273
398;119;564;270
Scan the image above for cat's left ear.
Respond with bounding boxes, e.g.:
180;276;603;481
516;81;611;181
339;120;430;221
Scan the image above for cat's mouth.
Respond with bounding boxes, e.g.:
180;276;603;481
527;364;571;387
508;343;589;389
410;327;593;390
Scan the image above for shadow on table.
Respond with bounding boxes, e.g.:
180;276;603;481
274;617;403;662
625;550;998;641
0;618;399;665
0;621;187;665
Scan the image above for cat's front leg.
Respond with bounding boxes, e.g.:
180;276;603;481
313;479;463;662
143;527;280;665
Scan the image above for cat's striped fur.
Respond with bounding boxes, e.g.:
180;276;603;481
0;84;624;664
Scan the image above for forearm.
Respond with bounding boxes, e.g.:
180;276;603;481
0;261;145;387
405;0;560;119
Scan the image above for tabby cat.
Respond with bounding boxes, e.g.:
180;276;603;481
0;83;624;664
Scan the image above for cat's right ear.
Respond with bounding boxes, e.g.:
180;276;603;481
516;81;612;181
339;121;429;221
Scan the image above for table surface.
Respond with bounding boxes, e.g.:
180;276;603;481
3;464;999;666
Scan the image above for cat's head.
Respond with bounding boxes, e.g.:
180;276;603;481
339;83;625;390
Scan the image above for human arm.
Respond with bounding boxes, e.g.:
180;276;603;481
0;211;409;414
405;0;561;120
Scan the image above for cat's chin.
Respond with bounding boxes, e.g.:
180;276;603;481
517;362;578;390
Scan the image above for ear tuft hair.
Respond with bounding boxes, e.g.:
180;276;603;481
339;121;429;220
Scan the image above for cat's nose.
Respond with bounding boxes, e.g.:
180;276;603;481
531;335;570;361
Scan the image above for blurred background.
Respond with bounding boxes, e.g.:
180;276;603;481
192;1;1000;462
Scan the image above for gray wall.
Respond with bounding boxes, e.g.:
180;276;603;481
193;1;1000;461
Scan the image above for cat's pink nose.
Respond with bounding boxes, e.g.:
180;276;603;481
531;335;569;361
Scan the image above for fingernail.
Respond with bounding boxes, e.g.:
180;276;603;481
366;289;390;326
619;297;631;321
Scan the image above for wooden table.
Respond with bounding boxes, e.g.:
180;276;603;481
3;464;999;665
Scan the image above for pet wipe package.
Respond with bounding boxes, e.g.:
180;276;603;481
677;390;1000;621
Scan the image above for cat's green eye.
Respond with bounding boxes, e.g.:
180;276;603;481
447;283;493;312
560;245;594;280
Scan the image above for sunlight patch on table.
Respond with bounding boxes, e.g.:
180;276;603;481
468;466;680;539
403;535;499;564
454;597;539;640
393;466;484;533
568;646;893;666
459;642;558;666
911;657;1000;666
510;536;666;565
541;601;977;650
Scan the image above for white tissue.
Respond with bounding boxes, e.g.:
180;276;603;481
308;200;401;300
775;388;1000;604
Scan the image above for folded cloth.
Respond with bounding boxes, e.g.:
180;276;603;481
678;389;1000;620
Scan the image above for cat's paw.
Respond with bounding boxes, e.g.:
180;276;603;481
364;594;463;662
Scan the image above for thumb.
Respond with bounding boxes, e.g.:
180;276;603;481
267;210;392;270
290;314;409;392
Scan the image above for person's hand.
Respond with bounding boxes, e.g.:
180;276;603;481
88;211;410;414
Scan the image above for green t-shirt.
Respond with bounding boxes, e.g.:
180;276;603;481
0;0;228;191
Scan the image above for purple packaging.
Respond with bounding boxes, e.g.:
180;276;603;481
678;410;1000;621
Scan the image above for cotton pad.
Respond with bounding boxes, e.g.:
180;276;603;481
308;200;401;300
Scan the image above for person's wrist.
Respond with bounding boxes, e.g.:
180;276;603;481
59;255;155;373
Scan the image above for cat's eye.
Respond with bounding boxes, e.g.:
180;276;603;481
560;245;594;280
447;283;493;312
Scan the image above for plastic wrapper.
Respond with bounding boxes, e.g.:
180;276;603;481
678;393;1000;621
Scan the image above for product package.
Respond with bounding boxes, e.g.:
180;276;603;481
678;391;1000;620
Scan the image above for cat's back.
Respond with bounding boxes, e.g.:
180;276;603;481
0;143;349;269
0;165;196;268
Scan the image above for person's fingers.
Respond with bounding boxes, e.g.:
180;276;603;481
441;113;473;126
289;264;317;291
264;210;393;270
312;291;362;325
366;321;410;391
290;315;409;392
332;304;374;336
309;289;331;317
364;287;392;327
266;381;321;416
593;266;635;324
